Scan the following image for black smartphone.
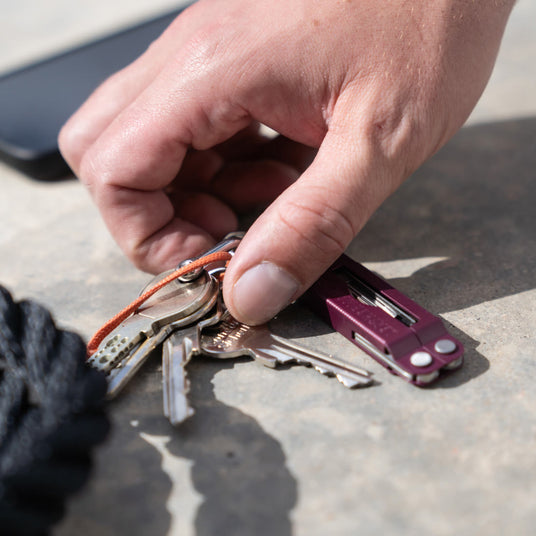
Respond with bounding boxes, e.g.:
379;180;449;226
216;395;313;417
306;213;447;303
0;7;188;180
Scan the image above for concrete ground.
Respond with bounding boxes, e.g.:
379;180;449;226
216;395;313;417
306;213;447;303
1;2;535;535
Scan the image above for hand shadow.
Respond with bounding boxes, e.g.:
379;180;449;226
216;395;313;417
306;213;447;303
345;117;536;386
351;117;536;309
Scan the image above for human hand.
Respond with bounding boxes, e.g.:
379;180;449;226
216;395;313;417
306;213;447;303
59;0;514;324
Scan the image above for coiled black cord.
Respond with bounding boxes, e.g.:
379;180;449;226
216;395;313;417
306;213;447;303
0;285;109;535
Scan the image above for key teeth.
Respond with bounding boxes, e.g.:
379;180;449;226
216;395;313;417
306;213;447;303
336;373;374;389
89;333;135;372
312;366;373;388
313;365;333;376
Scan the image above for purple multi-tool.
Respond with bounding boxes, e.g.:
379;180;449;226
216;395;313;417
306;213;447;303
303;254;464;386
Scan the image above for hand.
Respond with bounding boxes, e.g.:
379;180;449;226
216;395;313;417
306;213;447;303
59;0;514;324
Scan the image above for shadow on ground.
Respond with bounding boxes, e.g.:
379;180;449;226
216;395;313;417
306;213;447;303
351;117;536;314
56;354;296;536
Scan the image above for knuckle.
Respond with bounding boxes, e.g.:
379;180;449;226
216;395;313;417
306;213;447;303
128;246;151;272
374;113;425;171
125;239;162;274
78;146;111;192
176;22;227;75
276;190;357;263
166;30;250;149
58;119;85;170
78;138;127;190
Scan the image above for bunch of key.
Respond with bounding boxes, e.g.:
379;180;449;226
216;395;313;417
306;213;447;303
87;233;374;426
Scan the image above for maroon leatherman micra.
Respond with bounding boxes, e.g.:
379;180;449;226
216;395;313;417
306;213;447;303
303;254;464;386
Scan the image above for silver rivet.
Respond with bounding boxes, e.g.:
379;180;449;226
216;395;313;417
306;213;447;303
410;351;433;368
434;339;457;355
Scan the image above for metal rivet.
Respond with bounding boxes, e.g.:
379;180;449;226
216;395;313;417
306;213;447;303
410;351;433;368
434;339;457;355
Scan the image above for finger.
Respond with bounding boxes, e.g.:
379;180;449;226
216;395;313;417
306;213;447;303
72;39;255;267
77;46;251;193
172;124;265;190
175;136;314;211
256;135;316;172
93;183;218;273
210;159;299;212
59;53;164;173
222;116;400;325
59;4;208;173
173;149;224;190
169;191;238;239
211;123;265;160
213;131;316;170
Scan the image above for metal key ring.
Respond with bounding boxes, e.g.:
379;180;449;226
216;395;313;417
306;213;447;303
177;231;244;282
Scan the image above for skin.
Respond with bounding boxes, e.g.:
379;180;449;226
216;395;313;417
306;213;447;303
59;0;515;325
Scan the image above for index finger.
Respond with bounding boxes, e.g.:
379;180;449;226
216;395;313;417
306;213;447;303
94;182;218;272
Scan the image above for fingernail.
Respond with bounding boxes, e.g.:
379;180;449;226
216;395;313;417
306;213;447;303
232;262;299;324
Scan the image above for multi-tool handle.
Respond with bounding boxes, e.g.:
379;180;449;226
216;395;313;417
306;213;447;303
302;254;464;385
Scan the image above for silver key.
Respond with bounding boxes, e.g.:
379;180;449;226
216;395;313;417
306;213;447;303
107;286;220;398
89;270;219;398
162;300;225;425
200;314;374;388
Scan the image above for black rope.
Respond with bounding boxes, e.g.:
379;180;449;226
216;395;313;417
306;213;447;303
0;285;109;535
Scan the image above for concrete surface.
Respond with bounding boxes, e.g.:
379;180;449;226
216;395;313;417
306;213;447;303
1;2;535;535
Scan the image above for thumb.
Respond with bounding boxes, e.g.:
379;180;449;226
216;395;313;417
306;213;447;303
222;122;400;325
